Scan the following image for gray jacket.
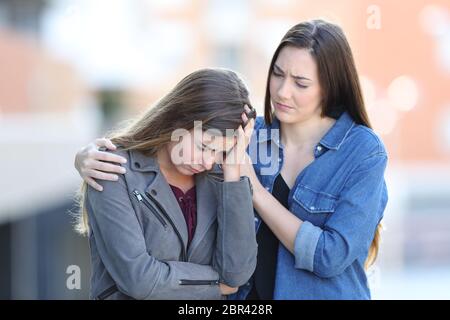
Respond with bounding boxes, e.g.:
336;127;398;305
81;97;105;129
85;149;257;300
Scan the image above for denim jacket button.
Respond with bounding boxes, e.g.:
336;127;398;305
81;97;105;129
310;206;315;210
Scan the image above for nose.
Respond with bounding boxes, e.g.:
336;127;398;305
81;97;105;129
202;153;215;170
277;78;292;101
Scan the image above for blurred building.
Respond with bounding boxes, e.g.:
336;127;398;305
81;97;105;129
0;0;93;299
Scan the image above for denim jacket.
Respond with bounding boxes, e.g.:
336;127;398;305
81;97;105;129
232;112;388;300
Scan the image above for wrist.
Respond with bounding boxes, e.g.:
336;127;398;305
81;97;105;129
222;165;240;182
252;181;266;205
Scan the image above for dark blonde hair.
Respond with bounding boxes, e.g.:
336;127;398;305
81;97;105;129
75;68;256;235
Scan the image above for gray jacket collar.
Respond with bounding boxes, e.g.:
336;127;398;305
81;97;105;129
129;150;159;172
128;149;219;256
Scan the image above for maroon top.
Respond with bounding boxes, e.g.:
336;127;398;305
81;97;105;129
169;184;197;247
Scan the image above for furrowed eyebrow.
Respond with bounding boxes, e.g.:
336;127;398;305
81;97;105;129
273;64;312;82
273;64;284;74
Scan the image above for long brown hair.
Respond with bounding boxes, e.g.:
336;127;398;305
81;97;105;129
75;68;256;235
264;19;381;269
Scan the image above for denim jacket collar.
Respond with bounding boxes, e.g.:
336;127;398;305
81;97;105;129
319;112;355;150
256;112;355;151
255;115;281;146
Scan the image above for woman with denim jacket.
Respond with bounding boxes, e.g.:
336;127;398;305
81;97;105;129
76;20;388;300
235;20;388;300
75;68;258;299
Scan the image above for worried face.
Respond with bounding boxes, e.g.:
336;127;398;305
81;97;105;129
167;128;236;176
269;46;323;124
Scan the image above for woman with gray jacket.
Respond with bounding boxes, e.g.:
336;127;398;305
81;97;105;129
75;68;257;300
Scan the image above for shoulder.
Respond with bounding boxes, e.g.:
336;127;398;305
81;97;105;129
345;124;387;158
252;116;279;143
86;148;132;198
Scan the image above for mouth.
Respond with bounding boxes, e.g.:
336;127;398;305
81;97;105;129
274;102;294;111
188;167;203;174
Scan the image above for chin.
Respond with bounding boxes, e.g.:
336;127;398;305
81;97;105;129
275;108;317;125
274;109;298;124
177;166;195;176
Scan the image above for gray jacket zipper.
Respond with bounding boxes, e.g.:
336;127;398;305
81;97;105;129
133;190;168;228
179;279;220;286
145;191;188;262
96;284;118;300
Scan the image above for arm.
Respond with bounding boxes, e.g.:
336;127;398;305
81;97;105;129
240;153;302;253
210;113;257;287
86;173;225;300
212;177;258;287
295;153;387;278
245;152;387;279
74;138;127;191
253;183;303;254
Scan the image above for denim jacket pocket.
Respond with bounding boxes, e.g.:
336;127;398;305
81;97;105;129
292;185;338;214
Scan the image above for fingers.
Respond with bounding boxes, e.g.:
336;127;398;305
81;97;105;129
223;115;254;167
234;124;250;150
85;177;104;192
235;125;245;145
241;112;249;125
241;111;254;127
235;126;247;164
244;118;255;138
91;160;126;174
92;150;127;164
85;169;119;182
241;105;255;127
95;138;117;151
244;104;256;120
76;138;124;192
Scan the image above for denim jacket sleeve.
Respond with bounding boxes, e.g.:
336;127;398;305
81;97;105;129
210;176;258;287
294;152;388;278
86;175;223;300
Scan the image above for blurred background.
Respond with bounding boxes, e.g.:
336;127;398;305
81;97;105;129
1;0;449;299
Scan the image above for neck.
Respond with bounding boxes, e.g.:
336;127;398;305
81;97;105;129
280;115;336;149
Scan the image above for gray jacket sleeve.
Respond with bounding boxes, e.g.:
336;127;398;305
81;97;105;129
211;176;258;287
86;175;223;300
